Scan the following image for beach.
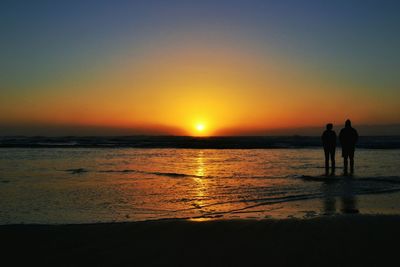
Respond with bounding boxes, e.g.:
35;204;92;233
2;215;400;266
1;146;400;266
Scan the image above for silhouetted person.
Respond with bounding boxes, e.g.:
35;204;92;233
339;119;359;175
321;123;336;175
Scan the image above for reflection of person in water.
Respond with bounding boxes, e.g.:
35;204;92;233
321;123;336;175
339;119;359;175
322;180;336;215
340;178;359;214
322;178;359;215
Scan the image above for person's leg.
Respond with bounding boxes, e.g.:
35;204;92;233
343;155;348;175
330;149;336;174
324;149;329;175
350;156;354;174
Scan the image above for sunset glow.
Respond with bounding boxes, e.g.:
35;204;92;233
1;1;399;136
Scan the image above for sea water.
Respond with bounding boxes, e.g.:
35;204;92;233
1;148;400;224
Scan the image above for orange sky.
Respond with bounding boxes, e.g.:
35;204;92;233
2;37;398;136
1;2;399;136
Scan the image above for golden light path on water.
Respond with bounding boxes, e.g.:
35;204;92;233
194;151;206;208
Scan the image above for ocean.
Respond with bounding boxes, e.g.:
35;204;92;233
1;136;400;224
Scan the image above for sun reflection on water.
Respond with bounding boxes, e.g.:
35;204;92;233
196;151;205;177
193;151;208;209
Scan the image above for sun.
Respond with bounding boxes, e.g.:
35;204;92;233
196;123;205;132
190;121;210;136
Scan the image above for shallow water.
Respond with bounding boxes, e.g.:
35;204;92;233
1;148;400;224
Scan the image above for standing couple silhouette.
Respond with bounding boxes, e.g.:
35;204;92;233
321;119;359;176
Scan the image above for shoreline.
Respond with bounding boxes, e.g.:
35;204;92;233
2;215;400;266
2;190;400;225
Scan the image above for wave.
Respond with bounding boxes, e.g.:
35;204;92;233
295;175;400;183
3;136;400;149
99;169;208;178
169;175;400;217
99;169;137;173
66;168;288;179
149;171;207;178
64;168;89;174
183;184;400;218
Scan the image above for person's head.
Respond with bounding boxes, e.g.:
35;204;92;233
345;119;351;128
326;123;333;130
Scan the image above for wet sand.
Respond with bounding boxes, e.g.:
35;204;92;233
2;215;400;266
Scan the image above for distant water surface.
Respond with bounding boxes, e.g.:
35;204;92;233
2;136;400;149
1;148;400;224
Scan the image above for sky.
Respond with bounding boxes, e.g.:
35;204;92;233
1;0;399;136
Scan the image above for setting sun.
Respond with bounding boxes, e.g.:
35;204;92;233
196;123;205;132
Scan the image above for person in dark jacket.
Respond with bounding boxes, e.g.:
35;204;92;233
339;119;359;175
321;123;336;175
